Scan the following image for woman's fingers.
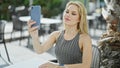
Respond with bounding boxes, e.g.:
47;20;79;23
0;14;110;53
27;20;39;38
27;20;36;28
39;64;47;68
27;20;34;24
28;26;38;32
39;66;47;68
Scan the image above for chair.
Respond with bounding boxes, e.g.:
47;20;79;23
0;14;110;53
91;45;101;68
48;24;58;34
12;15;28;46
0;20;11;63
38;25;46;36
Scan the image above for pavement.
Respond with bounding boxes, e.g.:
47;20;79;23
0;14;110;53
0;22;106;68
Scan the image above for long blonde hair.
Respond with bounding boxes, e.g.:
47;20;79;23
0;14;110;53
65;1;89;34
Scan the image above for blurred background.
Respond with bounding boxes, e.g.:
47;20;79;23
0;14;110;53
0;0;107;68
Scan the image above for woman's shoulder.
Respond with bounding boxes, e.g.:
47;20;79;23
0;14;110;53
79;33;92;47
79;33;91;40
50;30;62;39
50;30;61;36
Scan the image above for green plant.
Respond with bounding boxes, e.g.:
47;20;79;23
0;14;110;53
32;0;62;18
0;0;29;20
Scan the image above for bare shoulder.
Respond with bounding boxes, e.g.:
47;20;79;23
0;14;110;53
50;31;61;36
80;33;91;40
50;31;61;40
80;34;91;39
79;33;92;49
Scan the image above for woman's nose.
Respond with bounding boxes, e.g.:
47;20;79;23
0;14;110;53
65;13;70;17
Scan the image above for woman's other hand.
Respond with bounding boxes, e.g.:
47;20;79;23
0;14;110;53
39;62;62;68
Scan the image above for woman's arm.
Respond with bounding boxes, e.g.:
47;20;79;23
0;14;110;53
27;20;60;54
32;31;59;54
64;34;92;68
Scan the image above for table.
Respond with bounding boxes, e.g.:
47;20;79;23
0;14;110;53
19;16;62;25
20;15;96;25
5;53;56;68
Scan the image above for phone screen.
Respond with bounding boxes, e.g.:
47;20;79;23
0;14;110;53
30;5;41;29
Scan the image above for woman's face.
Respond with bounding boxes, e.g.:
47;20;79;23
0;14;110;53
63;4;80;26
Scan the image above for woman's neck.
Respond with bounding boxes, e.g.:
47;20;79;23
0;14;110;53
65;26;78;35
64;26;79;40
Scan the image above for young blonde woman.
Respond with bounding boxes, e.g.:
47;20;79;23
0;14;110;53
27;1;92;68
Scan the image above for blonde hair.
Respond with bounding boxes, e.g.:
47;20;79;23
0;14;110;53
65;1;89;34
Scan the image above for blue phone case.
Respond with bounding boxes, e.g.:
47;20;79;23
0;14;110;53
30;5;41;29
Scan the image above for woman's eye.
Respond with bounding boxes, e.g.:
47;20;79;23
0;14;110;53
66;11;69;13
72;13;76;15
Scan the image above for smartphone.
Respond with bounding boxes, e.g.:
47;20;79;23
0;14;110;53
30;5;41;29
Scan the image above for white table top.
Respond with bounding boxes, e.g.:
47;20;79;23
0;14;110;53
87;15;96;20
19;16;62;25
5;53;56;68
5;57;48;68
19;15;96;24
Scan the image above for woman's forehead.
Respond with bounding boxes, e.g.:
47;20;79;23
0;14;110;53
66;4;79;11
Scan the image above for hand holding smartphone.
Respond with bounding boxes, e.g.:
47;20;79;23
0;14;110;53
30;5;41;29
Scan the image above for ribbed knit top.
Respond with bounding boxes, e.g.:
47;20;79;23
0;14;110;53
55;31;82;65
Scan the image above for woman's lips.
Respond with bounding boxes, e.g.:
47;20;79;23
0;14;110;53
65;18;70;21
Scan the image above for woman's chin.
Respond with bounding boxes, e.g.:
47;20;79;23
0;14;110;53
64;21;71;24
64;22;70;25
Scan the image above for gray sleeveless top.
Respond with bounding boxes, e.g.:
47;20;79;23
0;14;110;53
55;30;82;65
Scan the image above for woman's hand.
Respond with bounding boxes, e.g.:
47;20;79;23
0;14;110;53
27;20;39;39
39;62;61;68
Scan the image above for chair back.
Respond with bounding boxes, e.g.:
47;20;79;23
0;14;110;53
91;45;101;68
12;15;27;30
12;15;23;30
0;20;6;41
